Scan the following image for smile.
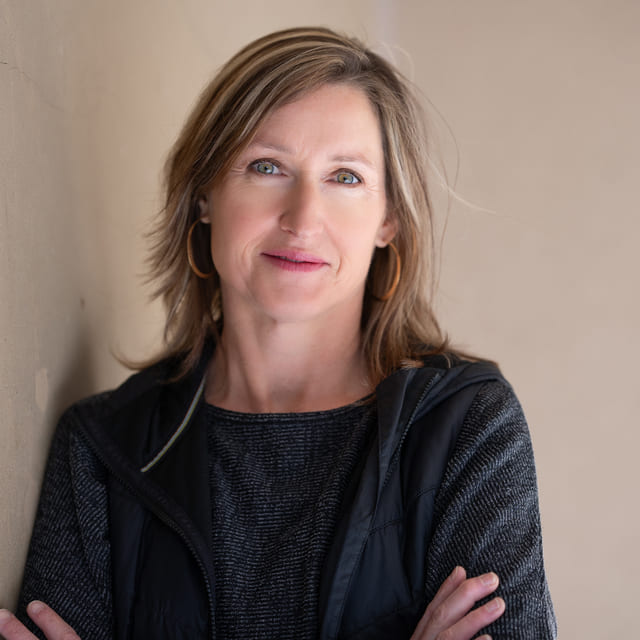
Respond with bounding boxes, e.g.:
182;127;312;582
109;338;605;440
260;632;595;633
262;250;327;272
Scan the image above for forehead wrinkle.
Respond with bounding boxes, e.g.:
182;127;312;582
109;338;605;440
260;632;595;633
247;138;291;155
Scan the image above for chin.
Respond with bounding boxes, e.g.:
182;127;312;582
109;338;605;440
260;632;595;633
257;298;333;324
256;288;362;326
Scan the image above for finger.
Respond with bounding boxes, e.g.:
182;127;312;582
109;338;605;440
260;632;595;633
436;597;505;640
429;566;467;613
411;567;467;638
417;572;501;640
26;601;80;640
0;609;38;640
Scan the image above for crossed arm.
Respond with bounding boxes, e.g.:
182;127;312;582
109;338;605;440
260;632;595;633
1;566;504;640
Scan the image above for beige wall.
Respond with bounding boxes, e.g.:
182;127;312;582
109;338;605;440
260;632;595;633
1;1;638;637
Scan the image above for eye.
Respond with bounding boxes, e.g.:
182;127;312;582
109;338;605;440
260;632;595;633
251;160;280;175
335;171;360;184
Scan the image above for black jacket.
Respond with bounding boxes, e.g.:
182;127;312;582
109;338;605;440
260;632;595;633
19;353;557;639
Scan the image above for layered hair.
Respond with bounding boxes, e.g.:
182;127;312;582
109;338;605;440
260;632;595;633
145;26;451;383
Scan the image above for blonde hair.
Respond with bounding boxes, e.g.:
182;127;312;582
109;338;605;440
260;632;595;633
146;26;452;382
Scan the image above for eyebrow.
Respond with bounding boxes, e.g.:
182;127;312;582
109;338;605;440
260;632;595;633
247;140;380;170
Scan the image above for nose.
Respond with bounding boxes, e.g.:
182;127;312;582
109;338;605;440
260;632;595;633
279;177;324;238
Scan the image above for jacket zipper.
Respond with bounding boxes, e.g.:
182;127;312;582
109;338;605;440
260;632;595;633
379;376;436;494
328;376;437;638
80;420;217;640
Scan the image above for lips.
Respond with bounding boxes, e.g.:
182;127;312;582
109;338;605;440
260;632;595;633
264;249;325;263
262;249;328;272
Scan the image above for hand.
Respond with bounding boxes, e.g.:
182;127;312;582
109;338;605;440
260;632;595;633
410;567;505;640
0;601;80;640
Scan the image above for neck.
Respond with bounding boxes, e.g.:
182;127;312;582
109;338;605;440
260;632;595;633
205;312;372;413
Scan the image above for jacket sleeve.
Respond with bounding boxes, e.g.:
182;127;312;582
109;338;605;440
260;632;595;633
424;380;557;639
16;409;113;640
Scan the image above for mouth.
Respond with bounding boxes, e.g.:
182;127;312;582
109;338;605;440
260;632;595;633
275;256;308;264
262;250;328;272
263;250;326;264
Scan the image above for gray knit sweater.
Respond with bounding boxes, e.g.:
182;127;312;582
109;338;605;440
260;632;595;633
17;379;557;638
206;401;375;638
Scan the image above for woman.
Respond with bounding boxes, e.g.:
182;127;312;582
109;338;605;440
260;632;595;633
0;27;556;639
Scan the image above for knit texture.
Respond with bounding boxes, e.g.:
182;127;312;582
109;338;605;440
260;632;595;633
17;397;113;639
206;401;374;639
425;381;557;639
16;379;556;639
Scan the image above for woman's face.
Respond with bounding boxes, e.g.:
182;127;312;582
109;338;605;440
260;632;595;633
199;83;396;328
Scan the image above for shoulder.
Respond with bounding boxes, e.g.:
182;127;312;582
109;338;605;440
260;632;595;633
401;354;511;420
451;369;530;448
439;373;537;500
57;354;209;472
61;348;208;433
427;359;532;462
418;352;520;411
379;357;517;485
63;357;180;421
395;357;530;468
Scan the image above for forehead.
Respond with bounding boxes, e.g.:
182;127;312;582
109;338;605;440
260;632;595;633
249;84;384;162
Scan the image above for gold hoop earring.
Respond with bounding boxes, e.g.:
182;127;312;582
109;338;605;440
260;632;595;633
378;242;401;301
187;218;214;279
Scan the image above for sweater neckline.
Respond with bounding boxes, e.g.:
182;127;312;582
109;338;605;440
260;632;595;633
204;394;375;420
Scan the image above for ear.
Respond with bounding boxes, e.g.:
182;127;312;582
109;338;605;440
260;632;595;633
197;193;211;224
374;212;398;248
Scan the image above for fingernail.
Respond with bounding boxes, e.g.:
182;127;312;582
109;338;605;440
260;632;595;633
485;597;504;612
0;609;12;622
481;572;498;586
28;600;45;614
451;565;466;580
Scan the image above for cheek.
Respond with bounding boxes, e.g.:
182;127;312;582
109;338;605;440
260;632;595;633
208;201;274;272
335;223;384;274
334;203;388;246
209;195;248;242
211;188;280;233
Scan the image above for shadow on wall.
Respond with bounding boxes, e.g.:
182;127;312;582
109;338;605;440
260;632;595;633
49;320;98;426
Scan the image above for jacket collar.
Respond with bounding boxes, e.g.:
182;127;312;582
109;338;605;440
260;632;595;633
80;345;498;498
